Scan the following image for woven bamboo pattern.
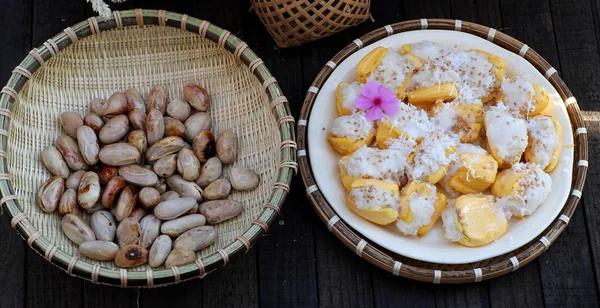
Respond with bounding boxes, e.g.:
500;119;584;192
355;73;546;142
298;19;588;284
251;0;371;48
0;9;296;287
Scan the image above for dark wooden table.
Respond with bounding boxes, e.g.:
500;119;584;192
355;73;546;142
1;0;599;307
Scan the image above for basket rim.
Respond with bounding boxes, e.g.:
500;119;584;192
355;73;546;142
297;18;588;284
0;8;297;287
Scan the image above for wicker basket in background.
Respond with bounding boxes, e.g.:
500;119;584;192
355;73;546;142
251;0;371;48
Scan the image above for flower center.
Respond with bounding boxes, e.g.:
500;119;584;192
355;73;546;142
373;98;381;106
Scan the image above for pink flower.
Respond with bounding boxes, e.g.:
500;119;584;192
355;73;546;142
355;82;399;121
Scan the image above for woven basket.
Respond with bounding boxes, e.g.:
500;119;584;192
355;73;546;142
298;19;588;284
251;0;371;48
0;9;297;287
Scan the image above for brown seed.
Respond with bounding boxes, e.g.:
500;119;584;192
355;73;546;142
38;176;65;213
139;214;161;248
119;165;159;187
166;175;203;201
173;226;217;251
99;115;130;144
229;166;260;191
66;170;86;190
85;202;105;214
195;157;223;188
80;241;119;261
166;99;191;122
56;135;89;171
192;130;215;163
160;191;180;202
77;126;99;165
183;83;210;111
124;88;145;112
83;113;105;134
146;109;165;145
184;112;212;142
127;130;147;162
164;117;186;138
101;176;126;208
164;248;196;268
216;129;238;164
139;187;161;209
77;172;101;209
117;217;141;248
58;188;79;215
147;85;168;114
101;92;128;117
153;153;177;178
89;98;105;115
98;142;141;166
128;108;147;131
177;148;201;181
62;214;96;245
60;112;84;139
199;200;243;224
129;207;147;223
146;136;185;162
202;178;231;200
98;165;118;185
114;185;138;221
90;210;117;241
41;145;70;179
114;244;148;268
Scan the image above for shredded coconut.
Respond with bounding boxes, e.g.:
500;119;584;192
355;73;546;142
527;116;559;169
396;184;437;235
342;146;409;184
485;103;528;162
407;132;459;181
331;111;375;139
367;50;416;91
339;82;362;112
409;41;498;101
441;205;463;242
498;163;552;218
349;185;400;210
500;75;535;114
385;102;436;140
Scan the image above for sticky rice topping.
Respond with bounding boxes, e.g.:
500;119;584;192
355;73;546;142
331;111;375;139
409;41;498;101
527;116;560;169
349;185;400;210
340;82;362;112
485;103;528;161
500;75;535;114
498;163;552;218
385;102;436;140
342;146;410;184
367;50;416;91
396;183;437;235
407;132;458;181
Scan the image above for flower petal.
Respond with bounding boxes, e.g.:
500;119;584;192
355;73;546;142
361;82;380;99
378;85;398;103
355;95;375;110
365;106;384;121
380;100;399;116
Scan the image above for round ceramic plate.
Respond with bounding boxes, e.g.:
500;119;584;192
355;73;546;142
307;30;574;264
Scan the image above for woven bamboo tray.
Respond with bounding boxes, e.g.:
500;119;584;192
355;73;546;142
0;9;296;287
298;19;588;284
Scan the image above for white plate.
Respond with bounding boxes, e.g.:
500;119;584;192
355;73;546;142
307;30;574;264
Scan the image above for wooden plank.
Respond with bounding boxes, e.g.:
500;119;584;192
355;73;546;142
542;1;600;306
489;262;544;308
0;0;31;306
202;250;259;308
436;284;490;308
142;279;202;307
402;0;452;19
372;271;436;308
84;283;139;308
450;0;502;29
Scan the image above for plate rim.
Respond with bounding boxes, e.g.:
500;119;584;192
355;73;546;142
297;18;588;284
